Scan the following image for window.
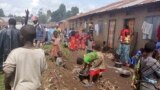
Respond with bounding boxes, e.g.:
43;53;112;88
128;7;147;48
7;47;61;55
143;16;160;41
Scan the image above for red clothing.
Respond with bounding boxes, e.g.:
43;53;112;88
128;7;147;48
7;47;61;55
157;26;160;41
80;33;87;49
69;36;76;50
89;69;106;77
120;29;130;42
75;33;80;49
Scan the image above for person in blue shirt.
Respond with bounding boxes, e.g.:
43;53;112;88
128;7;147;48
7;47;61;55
47;26;55;44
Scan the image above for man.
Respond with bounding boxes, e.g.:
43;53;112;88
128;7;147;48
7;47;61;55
3;25;47;90
132;41;160;90
0;18;21;71
32;16;46;47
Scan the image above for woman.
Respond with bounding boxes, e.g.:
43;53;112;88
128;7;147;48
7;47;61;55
116;25;131;66
50;31;61;60
75;31;80;50
69;31;76;51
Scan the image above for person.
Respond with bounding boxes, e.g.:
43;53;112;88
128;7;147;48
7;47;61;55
86;36;94;53
132;41;160;90
157;25;160;41
81;45;106;86
75;31;80;50
55;51;65;67
0;18;21;71
80;30;87;50
50;31;61;60
32;16;46;47
116;25;131;66
128;48;144;67
156;41;160;62
88;22;94;37
47;26;55;44
3;25;47;90
69;31;76;50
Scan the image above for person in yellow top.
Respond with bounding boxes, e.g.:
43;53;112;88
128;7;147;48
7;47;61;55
124;32;131;44
116;25;131;66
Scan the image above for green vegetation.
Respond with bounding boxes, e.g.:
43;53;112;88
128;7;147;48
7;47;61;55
0;73;4;90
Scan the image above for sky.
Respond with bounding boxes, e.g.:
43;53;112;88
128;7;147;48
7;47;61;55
0;0;119;16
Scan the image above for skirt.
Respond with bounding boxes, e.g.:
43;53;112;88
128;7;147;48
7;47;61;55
50;45;60;57
116;43;130;63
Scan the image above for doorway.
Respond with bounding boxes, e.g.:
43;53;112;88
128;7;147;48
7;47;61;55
107;20;116;48
124;18;136;55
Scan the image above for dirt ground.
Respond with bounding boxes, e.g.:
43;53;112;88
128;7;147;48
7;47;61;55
42;48;133;90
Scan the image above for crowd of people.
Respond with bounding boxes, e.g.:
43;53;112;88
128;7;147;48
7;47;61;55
0;13;160;90
116;24;160;90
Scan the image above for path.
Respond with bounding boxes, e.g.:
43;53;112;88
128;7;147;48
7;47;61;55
42;47;133;90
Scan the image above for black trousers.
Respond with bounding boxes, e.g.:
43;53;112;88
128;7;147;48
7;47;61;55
0;55;8;71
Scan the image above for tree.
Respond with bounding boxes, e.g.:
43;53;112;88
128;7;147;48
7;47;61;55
71;7;79;16
47;10;52;17
51;4;79;22
15;16;23;22
8;14;14;17
51;4;67;22
0;8;5;17
66;10;71;18
59;4;66;20
38;9;48;24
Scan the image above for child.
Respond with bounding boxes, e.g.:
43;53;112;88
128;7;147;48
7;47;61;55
3;25;47;90
86;36;94;54
50;31;61;61
55;51;65;67
129;48;144;67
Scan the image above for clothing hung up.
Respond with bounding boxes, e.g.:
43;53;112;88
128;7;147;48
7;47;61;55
95;24;99;36
142;21;153;39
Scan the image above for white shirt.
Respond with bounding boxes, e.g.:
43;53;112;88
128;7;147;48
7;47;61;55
3;47;47;90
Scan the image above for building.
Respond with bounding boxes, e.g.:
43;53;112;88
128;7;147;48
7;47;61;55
63;0;160;54
0;17;10;29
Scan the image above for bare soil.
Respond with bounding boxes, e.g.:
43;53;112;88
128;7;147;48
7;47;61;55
42;49;133;90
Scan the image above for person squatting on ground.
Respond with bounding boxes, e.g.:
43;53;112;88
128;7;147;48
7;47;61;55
55;51;66;67
0;18;21;71
50;31;61;61
132;41;160;90
79;45;107;86
3;25;47;90
116;25;131;66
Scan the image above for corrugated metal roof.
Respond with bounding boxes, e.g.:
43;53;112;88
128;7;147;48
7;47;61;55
67;0;160;21
0;17;10;22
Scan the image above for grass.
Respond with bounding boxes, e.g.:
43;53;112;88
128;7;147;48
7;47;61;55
0;44;71;90
43;44;71;60
0;73;4;90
